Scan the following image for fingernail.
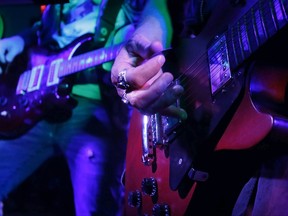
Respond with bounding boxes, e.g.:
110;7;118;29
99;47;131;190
157;55;165;65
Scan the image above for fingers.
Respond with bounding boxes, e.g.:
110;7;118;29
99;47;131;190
144;84;184;113
125;34;163;59
0;46;16;64
0;45;6;63
128;72;174;107
111;44;166;90
0;36;24;64
126;54;165;89
123;72;186;119
159;105;188;121
5;49;17;62
111;35;187;120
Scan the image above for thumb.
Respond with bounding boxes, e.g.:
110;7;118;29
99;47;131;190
5;49;18;62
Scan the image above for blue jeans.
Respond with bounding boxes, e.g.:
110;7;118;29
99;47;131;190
0;94;131;216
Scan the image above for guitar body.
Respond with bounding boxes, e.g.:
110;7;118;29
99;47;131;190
124;109;195;216
0;39;82;138
168;0;288;190
125;0;288;214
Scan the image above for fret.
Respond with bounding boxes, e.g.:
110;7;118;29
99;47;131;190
79;58;86;71
225;28;238;70
47;59;62;86
271;0;288;29
239;14;251;59
99;50;107;62
261;0;278;37
56;43;122;78
246;7;259;53
16;70;31;95
253;2;268;46
27;65;44;92
283;0;288;15
72;61;79;75
233;22;245;66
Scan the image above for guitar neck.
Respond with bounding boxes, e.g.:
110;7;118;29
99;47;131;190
208;0;288;95
58;42;124;77
226;0;288;69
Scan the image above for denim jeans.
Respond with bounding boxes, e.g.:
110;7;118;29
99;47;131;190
0;94;131;216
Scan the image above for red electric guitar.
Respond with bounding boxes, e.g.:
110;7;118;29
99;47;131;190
124;0;288;215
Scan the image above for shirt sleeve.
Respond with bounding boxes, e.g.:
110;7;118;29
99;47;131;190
18;21;41;47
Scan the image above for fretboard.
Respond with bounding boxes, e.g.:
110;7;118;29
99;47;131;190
226;0;288;69
57;42;124;77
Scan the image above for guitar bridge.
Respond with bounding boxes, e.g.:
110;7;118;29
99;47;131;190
141;113;182;166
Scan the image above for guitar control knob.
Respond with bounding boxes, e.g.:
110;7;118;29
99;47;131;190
141;177;158;197
127;190;142;208
18;96;29;108
0;96;7;106
57;82;71;96
152;203;171;216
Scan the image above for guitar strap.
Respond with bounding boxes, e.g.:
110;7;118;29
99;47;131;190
94;0;125;45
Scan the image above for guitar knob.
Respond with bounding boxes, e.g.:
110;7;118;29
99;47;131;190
141;177;158;197
0;96;7;106
127;190;142;208
18;96;29;107
152;203;171;216
57;82;71;96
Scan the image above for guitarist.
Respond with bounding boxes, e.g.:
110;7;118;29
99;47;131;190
112;0;288;215
0;0;147;215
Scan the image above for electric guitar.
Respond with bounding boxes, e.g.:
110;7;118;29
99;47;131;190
124;0;288;215
0;34;123;139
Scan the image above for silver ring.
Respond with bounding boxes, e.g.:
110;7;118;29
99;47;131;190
121;92;130;104
116;69;130;90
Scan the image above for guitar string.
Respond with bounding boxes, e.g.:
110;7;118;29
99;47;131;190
170;0;286;110
58;43;122;77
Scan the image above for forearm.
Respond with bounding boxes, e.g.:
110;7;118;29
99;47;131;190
18;21;40;47
134;0;172;48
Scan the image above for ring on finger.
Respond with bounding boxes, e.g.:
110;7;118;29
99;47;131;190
121;91;130;105
116;69;130;90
